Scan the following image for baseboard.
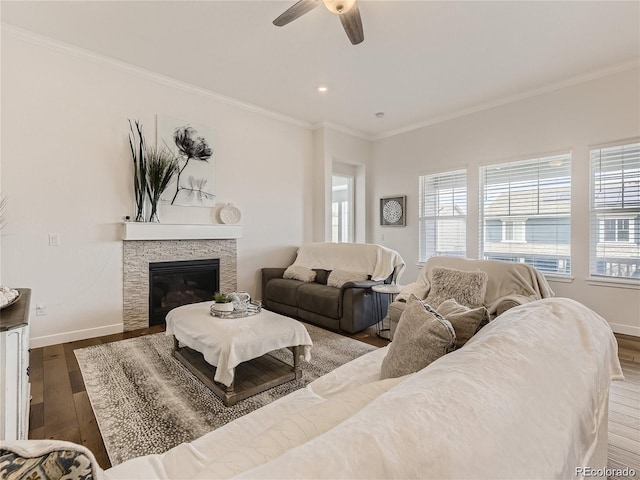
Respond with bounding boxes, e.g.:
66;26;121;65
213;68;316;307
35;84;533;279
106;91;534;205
609;322;640;338
30;323;123;348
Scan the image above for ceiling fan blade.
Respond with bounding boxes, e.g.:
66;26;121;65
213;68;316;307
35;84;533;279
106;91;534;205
273;0;322;27
339;3;364;45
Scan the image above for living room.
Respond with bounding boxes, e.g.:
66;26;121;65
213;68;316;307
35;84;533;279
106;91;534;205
1;1;639;478
1;1;638;346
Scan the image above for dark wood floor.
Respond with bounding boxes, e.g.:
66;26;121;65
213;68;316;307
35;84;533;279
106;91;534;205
27;323;388;469
28;326;639;472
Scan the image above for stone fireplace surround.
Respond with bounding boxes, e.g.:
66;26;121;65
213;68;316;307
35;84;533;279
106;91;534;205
122;223;240;331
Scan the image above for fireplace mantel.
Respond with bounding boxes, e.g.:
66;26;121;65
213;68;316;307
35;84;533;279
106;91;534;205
122;222;242;241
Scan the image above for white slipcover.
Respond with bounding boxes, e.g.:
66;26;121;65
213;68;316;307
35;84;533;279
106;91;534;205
105;297;622;480
291;242;405;282
166;302;312;387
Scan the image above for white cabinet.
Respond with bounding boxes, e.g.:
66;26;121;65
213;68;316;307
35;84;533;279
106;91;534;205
0;288;31;440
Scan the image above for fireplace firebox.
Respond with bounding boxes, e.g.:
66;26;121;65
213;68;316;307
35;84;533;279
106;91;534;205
148;259;220;326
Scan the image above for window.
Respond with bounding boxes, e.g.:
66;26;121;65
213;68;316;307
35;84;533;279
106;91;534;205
602;218;631;243
502;219;526;243
418;169;467;262
480;153;572;275
331;174;354;243
590;141;640;280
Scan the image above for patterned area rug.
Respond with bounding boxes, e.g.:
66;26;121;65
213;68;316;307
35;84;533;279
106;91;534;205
75;323;377;465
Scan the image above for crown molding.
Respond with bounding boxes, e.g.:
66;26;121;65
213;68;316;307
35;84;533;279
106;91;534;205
1;24;313;130
374;60;640;140
311;121;373;141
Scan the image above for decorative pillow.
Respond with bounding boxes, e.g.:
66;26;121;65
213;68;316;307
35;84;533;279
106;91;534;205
425;267;488;309
327;270;368;288
436;298;490;349
313;269;331;285
283;265;317;283
0;441;99;480
381;295;456;379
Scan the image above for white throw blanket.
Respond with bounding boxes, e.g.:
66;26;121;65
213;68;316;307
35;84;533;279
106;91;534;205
106;297;621;480
291;242;405;282
397;256;554;313
166;302;312;387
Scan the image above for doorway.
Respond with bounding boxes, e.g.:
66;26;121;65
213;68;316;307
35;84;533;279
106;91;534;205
331;174;354;243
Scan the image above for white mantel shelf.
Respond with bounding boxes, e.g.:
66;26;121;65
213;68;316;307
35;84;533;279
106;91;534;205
122;222;242;241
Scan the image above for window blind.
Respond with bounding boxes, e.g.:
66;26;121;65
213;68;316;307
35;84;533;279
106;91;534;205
479;153;571;275
418;169;467;262
590;141;640;279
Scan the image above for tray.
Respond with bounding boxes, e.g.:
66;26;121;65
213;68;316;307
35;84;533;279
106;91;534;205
0;290;21;310
210;300;262;319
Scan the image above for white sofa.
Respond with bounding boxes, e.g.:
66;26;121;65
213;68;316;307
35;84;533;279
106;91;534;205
103;298;620;479
1;298;623;479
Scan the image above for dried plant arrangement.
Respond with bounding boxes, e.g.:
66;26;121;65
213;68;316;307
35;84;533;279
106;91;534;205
146;146;178;222
128;119;147;222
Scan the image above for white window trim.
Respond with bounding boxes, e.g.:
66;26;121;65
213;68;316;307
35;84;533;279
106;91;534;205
479;151;572;276
587;276;640;289
544;274;574;283
589;139;640;281
418;168;468;262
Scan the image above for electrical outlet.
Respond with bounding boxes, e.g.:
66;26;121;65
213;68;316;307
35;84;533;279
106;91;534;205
381;234;385;241
48;234;60;246
36;304;47;316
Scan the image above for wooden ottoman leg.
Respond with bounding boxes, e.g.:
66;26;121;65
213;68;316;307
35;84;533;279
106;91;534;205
292;345;302;380
223;376;237;407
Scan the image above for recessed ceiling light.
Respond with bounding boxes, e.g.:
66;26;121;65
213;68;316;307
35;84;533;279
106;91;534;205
317;86;329;93
375;112;385;118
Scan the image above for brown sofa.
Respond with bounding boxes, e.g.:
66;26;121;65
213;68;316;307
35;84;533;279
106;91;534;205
261;268;390;333
261;243;405;333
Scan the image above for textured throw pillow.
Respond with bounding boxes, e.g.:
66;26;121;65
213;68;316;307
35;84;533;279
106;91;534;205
283;265;317;283
425;267;488;309
436;298;490;349
327;270;368;288
381;295;456;379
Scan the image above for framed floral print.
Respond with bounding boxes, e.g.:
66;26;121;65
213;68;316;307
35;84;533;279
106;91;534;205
157;115;216;207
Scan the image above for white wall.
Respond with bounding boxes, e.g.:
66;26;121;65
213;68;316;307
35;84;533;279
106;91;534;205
371;68;640;335
326;128;371;244
312;126;371;242
1;32;313;346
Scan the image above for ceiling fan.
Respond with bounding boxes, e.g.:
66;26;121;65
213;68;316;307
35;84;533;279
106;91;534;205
273;0;364;45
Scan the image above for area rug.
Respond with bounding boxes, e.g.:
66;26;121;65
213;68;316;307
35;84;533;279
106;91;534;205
75;323;377;465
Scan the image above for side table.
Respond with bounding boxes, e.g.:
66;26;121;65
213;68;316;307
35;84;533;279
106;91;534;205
372;284;402;340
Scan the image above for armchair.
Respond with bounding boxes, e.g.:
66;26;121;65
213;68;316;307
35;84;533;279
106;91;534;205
388;256;554;339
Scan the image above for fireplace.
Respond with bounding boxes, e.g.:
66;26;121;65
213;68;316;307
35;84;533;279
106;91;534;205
148;259;220;326
122;236;237;331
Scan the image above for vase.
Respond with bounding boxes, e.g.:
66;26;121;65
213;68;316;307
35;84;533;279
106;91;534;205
212;302;234;313
134;201;146;222
148;200;160;223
